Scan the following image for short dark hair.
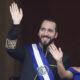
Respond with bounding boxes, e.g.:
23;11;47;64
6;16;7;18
41;18;58;32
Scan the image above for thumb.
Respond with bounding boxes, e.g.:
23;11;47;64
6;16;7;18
59;47;63;56
59;47;62;52
20;8;23;16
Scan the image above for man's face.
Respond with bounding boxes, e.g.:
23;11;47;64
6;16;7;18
38;20;58;46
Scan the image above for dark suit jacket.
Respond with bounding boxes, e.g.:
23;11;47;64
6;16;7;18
6;44;70;80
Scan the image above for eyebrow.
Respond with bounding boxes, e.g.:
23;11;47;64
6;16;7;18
40;27;45;30
41;27;54;32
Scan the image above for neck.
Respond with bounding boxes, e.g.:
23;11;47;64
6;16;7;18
39;42;48;49
39;42;48;53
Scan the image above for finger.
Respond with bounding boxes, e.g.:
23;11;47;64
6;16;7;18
20;8;23;17
49;45;58;53
52;44;57;49
49;45;57;52
11;2;18;12
15;3;19;11
59;47;62;53
48;46;55;55
13;3;18;12
9;6;12;14
59;47;63;56
48;48;53;55
48;46;54;51
10;4;15;15
50;43;57;50
11;3;15;12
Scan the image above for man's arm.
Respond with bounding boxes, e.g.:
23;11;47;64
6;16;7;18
5;2;23;49
48;43;73;79
5;2;25;61
6;38;17;49
56;59;73;79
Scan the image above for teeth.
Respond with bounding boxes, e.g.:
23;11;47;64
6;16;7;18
43;38;48;39
43;37;48;39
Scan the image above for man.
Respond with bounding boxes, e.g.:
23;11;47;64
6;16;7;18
5;2;70;80
50;44;80;80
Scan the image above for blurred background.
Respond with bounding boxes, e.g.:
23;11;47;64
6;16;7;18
0;0;80;80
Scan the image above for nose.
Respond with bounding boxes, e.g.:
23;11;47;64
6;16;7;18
44;30;49;35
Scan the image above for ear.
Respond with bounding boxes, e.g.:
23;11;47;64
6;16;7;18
54;32;58;39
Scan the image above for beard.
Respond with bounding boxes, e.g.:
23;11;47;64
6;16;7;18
39;35;54;48
38;35;54;53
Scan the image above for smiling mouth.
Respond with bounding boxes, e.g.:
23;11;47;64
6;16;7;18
41;37;50;42
42;37;50;40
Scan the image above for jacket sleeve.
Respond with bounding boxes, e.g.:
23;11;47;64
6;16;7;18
63;53;70;69
6;45;27;62
5;24;27;62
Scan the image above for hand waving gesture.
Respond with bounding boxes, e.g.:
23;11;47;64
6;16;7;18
48;43;63;62
10;2;23;24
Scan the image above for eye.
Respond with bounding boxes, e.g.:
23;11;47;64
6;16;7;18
48;29;53;32
40;28;45;31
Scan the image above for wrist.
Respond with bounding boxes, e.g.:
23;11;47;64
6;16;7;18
56;59;63;64
13;21;21;25
12;24;20;26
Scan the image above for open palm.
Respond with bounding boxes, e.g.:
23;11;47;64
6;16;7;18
10;2;23;24
48;44;63;61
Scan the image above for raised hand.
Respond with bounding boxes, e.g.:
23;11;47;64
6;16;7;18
10;2;23;24
48;43;63;62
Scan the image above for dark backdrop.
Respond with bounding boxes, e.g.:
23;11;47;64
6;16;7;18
19;0;80;66
0;0;80;80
